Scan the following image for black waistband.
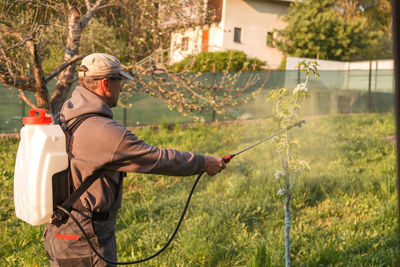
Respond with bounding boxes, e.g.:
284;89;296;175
91;211;110;221
71;208;118;221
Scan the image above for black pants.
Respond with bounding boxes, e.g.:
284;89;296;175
44;210;118;267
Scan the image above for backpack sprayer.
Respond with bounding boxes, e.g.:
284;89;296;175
13;108;305;265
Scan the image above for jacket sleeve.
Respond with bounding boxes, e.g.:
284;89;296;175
105;129;205;176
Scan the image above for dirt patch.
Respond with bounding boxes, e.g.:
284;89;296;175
0;133;19;139
385;135;396;144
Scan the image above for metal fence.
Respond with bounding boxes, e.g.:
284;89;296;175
0;69;394;133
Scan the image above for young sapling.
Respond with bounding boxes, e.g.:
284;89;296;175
267;60;318;267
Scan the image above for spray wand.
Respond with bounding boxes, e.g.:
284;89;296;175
222;120;306;163
58;120;306;265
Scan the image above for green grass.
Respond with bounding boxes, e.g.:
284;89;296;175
0;113;398;266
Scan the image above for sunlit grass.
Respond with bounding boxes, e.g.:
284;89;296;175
0;113;397;266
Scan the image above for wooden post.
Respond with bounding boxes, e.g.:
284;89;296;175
212;63;216;122
374;61;378;91
368;60;372;112
123;107;127;127
297;64;301;84
23;64;30;119
392;0;400;258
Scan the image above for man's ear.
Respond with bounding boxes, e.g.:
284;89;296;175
100;79;110;95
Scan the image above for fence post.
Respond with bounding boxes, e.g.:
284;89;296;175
212;63;216;122
22;64;30;119
21;99;25;119
391;0;400;258
374;61;378;91
368;60;372;112
123;106;127;127
297;64;300;84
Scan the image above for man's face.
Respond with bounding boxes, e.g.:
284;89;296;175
105;77;122;108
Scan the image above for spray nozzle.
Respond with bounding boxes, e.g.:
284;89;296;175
223;120;307;164
294;120;306;128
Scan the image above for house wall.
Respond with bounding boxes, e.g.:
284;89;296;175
170;24;225;63
221;0;290;69
170;28;203;63
170;0;290;68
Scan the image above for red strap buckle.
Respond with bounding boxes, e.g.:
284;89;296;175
55;234;80;240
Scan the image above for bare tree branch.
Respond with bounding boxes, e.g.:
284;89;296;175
26;40;44;87
44;55;84;82
5;36;33;51
18;89;38;109
0;46;35;91
84;0;92;10
0;43;37;92
0;72;36;92
0;20;12;28
50;2;103;113
1;22;47;51
0;45;16;78
91;38;115;55
172;74;216;104
80;0;102;29
0;22;24;42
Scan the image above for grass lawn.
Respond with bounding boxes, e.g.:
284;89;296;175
0;112;398;266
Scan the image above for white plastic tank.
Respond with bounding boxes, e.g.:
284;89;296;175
14;108;68;225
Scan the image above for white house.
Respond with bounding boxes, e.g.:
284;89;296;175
169;0;293;69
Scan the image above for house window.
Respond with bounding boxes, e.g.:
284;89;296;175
234;27;241;43
267;32;274;47
181;37;189;51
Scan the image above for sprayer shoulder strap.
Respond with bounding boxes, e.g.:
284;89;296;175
58;113;103;213
58;170;101;211
65;113;101;135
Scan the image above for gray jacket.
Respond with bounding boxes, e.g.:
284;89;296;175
61;86;205;212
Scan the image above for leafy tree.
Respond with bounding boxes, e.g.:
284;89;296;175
334;0;393;59
334;0;392;31
275;0;375;61
169;50;266;72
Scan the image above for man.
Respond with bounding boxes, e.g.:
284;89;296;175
43;53;226;266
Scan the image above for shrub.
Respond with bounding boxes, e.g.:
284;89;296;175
169;50;266;72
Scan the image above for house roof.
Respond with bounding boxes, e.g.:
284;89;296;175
267;0;295;2
256;0;295;4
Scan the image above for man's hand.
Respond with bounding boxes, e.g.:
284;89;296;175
204;155;226;176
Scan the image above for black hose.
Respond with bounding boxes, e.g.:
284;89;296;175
55;120;306;265
56;170;205;265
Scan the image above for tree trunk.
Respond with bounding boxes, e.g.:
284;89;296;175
50;7;81;115
34;88;50;110
285;191;291;267
284;132;291;267
26;39;50;111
